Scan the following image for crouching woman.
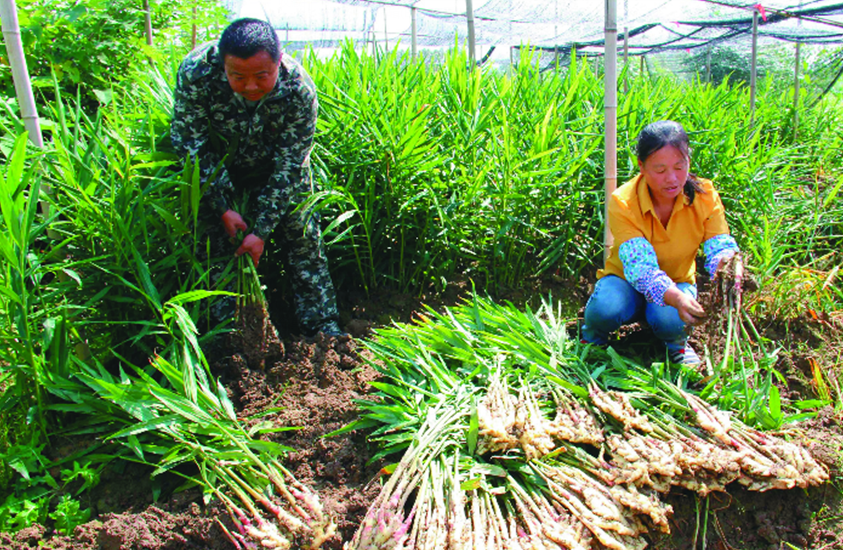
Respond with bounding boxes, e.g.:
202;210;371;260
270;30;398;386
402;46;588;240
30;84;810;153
581;120;739;365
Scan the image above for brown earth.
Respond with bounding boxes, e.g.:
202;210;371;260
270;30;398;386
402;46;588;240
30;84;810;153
2;274;842;550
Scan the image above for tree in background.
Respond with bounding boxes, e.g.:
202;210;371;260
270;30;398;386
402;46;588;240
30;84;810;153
681;43;796;87
0;0;228;105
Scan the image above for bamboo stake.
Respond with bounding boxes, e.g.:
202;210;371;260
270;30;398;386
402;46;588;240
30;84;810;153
466;0;476;67
191;4;197;49
143;0;153;47
411;6;417;59
794;41;800;139
750;9;758;125
603;0;618;264
623;0;628;94
794;1;802;139
706;45;711;82
1;0;92;360
0;0;43;148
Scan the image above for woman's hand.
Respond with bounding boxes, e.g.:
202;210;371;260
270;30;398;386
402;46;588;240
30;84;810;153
663;286;707;326
715;250;738;276
221;209;248;239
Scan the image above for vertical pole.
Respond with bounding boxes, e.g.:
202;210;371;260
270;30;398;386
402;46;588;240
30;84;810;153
191;4;197;49
1;0;92;359
706;45;711;82
623;0;628;93
793;42;801;139
466;0;476;66
0;0;42;148
555;0;559;71
604;0;618;263
411;7;417;59
794;3;802;139
383;5;388;52
143;0;153;47
750;9;758;125
509;45;515;75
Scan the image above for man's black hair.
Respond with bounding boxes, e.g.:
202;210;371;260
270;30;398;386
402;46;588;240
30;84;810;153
219;18;281;63
636;120;704;204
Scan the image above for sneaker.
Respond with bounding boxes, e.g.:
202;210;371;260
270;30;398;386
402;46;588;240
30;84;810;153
667;344;701;366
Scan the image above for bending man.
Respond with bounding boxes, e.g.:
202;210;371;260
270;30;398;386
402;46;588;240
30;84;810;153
171;18;343;337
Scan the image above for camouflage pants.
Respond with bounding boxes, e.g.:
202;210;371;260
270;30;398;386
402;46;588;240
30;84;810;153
199;191;339;335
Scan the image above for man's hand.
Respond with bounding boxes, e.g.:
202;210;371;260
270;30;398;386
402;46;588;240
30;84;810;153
221;209;248;239
236;233;265;266
664;286;708;326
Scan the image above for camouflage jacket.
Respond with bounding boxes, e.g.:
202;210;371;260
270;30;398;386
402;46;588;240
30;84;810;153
171;42;318;239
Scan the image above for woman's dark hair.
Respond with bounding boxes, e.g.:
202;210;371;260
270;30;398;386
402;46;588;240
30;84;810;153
219;18;281;63
636;120;704;204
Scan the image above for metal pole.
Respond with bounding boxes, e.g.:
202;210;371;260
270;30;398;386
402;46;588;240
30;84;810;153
411;7;417;59
750;9;758;125
466;0;476;66
604;0;618;263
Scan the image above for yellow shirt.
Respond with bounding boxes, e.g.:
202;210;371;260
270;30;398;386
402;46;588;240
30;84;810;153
598;174;731;285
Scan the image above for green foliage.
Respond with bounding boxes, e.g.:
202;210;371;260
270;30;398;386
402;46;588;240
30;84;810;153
0;444;99;535
0;494;49;532
303;42;843;297
0;0;228;104
682;43;796;88
0;34;841;538
0;62;327;542
49;494;91;536
306;43;606;294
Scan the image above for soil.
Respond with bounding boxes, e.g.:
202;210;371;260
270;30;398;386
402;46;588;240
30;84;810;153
2;274;842;550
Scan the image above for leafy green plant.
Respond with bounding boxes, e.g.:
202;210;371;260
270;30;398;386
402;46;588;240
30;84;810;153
48;494;91;536
0;0;228;105
0;494;49;532
0;444;100;535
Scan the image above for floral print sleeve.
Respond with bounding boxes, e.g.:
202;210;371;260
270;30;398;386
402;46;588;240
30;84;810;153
703;234;739;277
618;237;676;306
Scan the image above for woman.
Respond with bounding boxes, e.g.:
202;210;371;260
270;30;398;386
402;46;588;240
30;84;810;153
581;120;739;365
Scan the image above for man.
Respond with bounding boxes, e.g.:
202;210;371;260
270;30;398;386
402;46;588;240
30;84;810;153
171;18;343;337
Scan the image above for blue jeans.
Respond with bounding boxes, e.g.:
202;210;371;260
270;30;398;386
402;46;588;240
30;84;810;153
581;275;696;350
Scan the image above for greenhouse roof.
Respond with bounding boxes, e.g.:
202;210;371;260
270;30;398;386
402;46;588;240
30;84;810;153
222;0;843;58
